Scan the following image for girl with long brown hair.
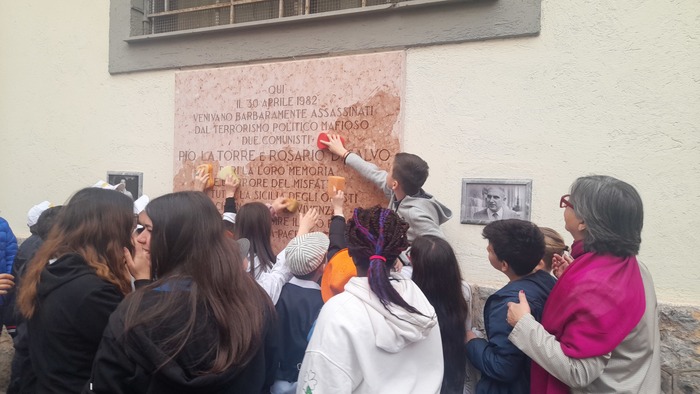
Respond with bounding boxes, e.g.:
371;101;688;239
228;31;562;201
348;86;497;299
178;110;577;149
17;187;134;393
86;191;278;393
235;201;293;303
411;235;475;394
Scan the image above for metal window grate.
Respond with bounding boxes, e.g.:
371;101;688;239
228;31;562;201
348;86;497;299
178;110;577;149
140;0;411;35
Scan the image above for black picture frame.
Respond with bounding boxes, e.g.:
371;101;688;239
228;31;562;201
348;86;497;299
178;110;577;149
107;171;143;200
460;178;532;225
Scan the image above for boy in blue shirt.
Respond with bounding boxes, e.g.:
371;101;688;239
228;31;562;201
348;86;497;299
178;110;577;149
466;219;556;394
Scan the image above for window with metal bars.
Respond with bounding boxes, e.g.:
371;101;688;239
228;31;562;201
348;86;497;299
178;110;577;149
111;0;540;74
138;0;406;35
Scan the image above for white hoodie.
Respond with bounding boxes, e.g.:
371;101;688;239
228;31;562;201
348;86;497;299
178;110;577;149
297;274;444;394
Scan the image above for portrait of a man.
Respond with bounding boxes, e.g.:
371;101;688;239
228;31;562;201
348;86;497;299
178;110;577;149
460;179;532;225
472;186;521;222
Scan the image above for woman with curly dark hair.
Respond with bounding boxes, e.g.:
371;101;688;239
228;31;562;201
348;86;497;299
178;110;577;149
297;206;443;393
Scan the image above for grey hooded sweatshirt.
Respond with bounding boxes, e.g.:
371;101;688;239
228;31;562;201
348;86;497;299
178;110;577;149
345;153;452;242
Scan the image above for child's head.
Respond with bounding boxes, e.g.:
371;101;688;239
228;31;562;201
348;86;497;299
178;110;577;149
235;202;275;273
389;153;429;196
482;219;545;277
285;232;330;280
346;206;409;269
35;205;63;240
19;188;135;318
410;235;465;304
346;206;419;313
539;227;568;272
27;201;51;234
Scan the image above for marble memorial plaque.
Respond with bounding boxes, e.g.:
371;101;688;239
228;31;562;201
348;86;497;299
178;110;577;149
174;52;405;252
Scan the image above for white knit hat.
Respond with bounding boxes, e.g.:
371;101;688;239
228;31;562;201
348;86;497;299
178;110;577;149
92;180;118;190
27;201;52;227
133;195;150;215
285;232;330;276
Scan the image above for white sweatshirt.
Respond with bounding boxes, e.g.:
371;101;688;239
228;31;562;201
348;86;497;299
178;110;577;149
297;274;444;394
249;249;293;305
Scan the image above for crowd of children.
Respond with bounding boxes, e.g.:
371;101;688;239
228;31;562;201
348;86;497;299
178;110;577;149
0;134;661;394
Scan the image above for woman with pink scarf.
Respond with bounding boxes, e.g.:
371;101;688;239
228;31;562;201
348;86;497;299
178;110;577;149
506;175;661;393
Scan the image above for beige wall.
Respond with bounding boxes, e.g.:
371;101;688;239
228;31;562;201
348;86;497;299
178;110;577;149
1;1;698;304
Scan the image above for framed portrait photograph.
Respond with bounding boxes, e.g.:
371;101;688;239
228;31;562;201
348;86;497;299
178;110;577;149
460;178;532;225
107;171;143;200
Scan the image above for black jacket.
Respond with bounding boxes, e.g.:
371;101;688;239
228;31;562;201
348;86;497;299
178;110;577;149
28;254;123;394
85;281;279;394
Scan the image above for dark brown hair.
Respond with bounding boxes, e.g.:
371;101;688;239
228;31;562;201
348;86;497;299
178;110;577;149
411;235;470;394
392;153;429;196
482;219;545;276
234;202;276;277
18;188;134;318
123;192;273;373
35;206;64;240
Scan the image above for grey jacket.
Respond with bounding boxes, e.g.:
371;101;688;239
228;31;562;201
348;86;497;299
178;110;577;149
509;262;661;393
345;153;452;242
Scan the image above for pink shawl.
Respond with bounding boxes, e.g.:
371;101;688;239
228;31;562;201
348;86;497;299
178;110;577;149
531;241;646;393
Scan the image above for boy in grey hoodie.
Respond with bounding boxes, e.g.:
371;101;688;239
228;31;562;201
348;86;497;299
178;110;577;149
322;134;452;245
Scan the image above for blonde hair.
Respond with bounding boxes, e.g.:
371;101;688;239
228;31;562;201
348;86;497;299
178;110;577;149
540;227;568;272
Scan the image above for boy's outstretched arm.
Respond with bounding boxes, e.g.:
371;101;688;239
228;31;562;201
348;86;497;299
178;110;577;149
321;134;349;158
323;133;392;199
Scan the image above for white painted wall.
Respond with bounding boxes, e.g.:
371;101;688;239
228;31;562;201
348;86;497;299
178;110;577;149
1;1;698;304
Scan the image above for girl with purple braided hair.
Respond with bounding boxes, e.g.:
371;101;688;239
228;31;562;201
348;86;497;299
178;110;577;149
297;205;444;394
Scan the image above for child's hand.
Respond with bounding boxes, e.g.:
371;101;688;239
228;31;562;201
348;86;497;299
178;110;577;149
270;197;290;214
297;208;320;236
506;290;531;327
331;190;344;216
321;134;348;157
224;175;240;198
552;252;573;278
194;169;210;192
0;273;15;295
124;246;151;281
